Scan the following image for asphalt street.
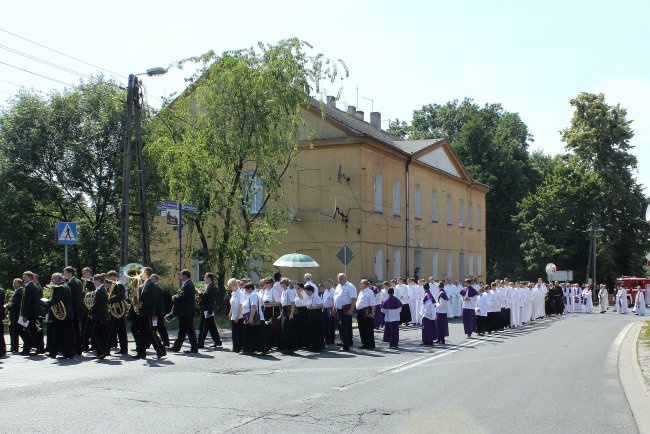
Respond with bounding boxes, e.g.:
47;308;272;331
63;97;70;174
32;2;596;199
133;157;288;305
0;311;646;433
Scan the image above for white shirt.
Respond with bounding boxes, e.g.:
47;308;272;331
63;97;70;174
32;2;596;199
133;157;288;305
281;288;297;307
242;291;265;321
475;293;488;316
356;287;378;310
305;280;318;293
230;290;245;320
294;289;307;307
421;296;437;320
461;287;478;309
334;281;357;309
321;287;335;308
262;286;281;303
397;284;410;303
306;292;323;309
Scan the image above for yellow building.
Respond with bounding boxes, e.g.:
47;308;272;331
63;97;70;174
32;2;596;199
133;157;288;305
153;97;488;285
273;97;488;284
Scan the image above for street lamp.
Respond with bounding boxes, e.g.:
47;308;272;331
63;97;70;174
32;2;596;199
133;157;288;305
119;67;167;274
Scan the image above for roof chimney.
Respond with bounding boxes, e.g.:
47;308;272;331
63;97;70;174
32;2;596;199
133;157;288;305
355;110;364;121
370;112;381;129
326;95;336;107
347;105;356;115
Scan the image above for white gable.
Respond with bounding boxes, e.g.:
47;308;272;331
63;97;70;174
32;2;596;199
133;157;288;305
417;147;461;177
299;108;348;141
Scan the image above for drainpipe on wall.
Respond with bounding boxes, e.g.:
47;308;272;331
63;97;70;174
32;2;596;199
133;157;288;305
405;156;413;278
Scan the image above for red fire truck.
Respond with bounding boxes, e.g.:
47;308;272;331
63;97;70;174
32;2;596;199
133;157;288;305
615;277;649;308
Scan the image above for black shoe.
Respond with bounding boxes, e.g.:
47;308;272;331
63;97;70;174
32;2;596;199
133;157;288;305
169;346;181;352
183;349;198;354
337;347;349;352
93;355;106;360
19;351;31;356
130;354;145;359
211;342;223;347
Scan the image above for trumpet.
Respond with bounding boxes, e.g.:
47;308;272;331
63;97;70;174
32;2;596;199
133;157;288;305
106;279;127;319
124;263;146;315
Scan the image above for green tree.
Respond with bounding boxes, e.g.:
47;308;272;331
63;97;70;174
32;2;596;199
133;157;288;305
147;39;346;309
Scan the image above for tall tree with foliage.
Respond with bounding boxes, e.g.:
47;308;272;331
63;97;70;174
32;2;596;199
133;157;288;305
0;77;128;281
147;39;346;308
516;93;649;283
390;98;537;280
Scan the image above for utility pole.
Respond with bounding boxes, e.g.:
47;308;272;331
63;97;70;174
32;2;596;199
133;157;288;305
133;80;151;266
119;74;135;271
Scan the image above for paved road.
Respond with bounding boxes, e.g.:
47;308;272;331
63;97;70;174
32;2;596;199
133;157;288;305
0;311;646;433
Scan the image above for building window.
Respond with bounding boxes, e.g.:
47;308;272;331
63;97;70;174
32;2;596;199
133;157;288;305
446;193;452;225
446;251;453;279
392;179;400;216
374;248;384;281
468;203;473;229
432;189;438;222
393;248;401;278
243;172;264;214
469;253;474;277
373;173;382;212
459;198;464;227
414;184;422;219
432;250;439;280
477;253;483;276
477;205;482;231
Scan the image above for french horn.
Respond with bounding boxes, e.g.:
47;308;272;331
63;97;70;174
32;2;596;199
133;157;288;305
123;263;146;315
45;284;67;321
106;279;127;319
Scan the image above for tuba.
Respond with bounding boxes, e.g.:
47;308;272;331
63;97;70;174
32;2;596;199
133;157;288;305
45;285;67;321
123;263;146;315
106;279;127;319
83;290;95;309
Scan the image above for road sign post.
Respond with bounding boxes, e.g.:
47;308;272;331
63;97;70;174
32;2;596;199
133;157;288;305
57;222;77;267
157;202;197;284
336;245;355;276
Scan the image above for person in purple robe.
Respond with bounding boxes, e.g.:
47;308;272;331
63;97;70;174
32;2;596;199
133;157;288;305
460;279;479;338
420;283;438;346
435;281;449;344
381;287;402;349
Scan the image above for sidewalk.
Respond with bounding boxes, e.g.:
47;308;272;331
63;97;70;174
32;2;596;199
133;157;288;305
638;321;650;391
618;321;650;434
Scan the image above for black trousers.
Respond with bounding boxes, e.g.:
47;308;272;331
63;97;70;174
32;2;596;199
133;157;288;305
9;320;19;352
138;316;165;357
280;306;297;352
295;307;308;348
357;309;375;348
35;317;45;351
71;315;81;355
91;319;108;357
487;312;500;333
265;306;281;349
231;319;244;353
476;315;488;334
172;315;197;352
21;320;42;353
501;308;511;328
130;316;140;352
80;312;92;351
323;309;336;344
48;320;74;358
107;316;128;353
198;315;222;347
336;308;353;350
155;320;170;347
242;323;260;353
0;321;5;356
306;310;324;352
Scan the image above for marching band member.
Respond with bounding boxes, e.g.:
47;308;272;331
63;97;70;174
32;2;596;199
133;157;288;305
198;272;222;348
45;273;74;359
170;269;197;355
304;284;324;352
152;274;170;347
104;270;128;355
19;271;43;356
63;267;83;355
334;273;356;352
80;267;95;353
0;286;6;357
7;278;23;353
381;286;402;349
89;274;109;359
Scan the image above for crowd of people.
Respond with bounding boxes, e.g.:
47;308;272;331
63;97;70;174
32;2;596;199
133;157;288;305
0;268;647;360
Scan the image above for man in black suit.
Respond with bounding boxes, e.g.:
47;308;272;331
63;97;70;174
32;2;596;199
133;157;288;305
105;270;129;355
170;269;198;354
45;273;74;359
132;267;165;360
152;274;170;347
20;271;44;355
79;267;95;353
8;278;23;353
63;266;83;355
0;286;6;357
89;274;110;359
198;272;222;348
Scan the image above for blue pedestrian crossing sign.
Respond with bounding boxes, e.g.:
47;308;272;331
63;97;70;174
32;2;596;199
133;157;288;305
57;222;78;245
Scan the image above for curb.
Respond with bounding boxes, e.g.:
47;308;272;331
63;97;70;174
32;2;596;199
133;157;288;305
618;322;650;434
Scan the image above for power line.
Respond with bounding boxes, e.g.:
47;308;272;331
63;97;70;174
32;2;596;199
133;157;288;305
0;27;127;79
0;61;73;86
0;43;91;79
0;78;47;95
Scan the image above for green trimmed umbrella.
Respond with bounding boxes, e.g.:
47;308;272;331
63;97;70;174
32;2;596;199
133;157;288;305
273;253;319;268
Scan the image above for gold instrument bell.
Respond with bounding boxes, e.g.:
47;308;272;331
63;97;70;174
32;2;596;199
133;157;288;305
44;284;67;321
123;263;146;315
106;279;127;319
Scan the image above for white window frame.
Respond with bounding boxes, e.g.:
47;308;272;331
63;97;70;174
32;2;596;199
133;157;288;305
446;251;453;279
373;173;382;213
432;250;439;280
392;179;400;216
244;172;264;215
469;253;474;277
477;253;483;276
393;248;401;278
459;198;465;227
374;248;384;281
414;183;422;220
468;203;473;229
477;205;482;231
446;193;452;225
432;189;438;222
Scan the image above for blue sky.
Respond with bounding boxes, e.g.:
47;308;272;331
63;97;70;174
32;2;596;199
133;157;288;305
1;0;648;187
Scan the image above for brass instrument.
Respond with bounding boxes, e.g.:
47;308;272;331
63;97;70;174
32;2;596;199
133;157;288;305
44;284;67;321
195;286;206;305
123;263;146;315
106;279;127;319
83;290;95;309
